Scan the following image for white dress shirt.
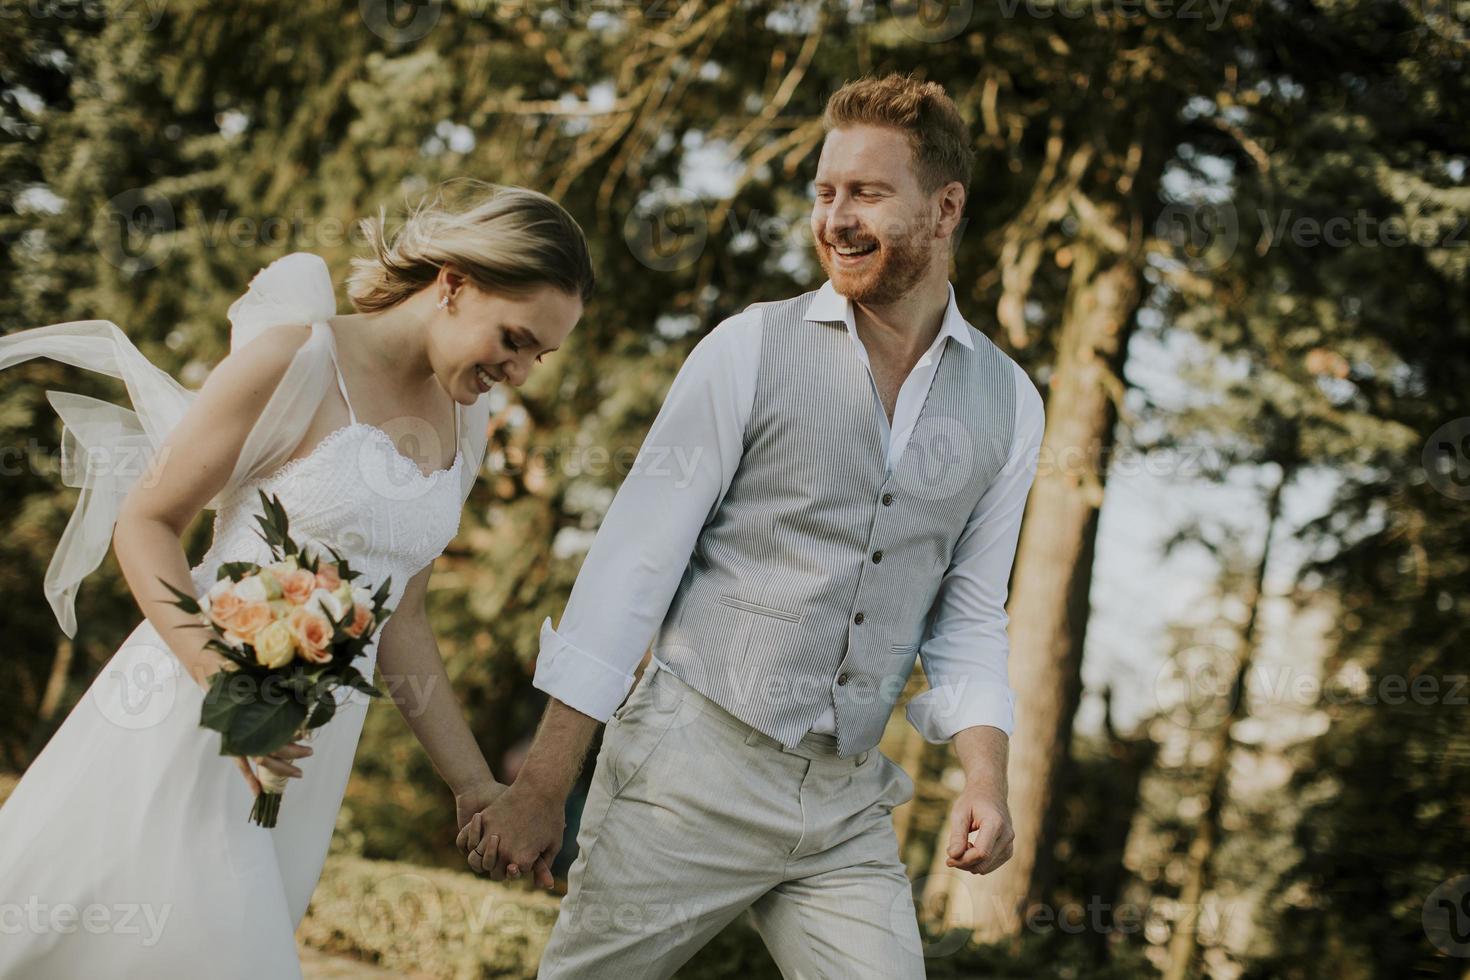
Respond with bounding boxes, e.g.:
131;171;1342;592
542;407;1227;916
532;280;1045;741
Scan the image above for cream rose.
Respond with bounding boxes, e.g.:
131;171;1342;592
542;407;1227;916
307;587;348;623
255;569;284;601
267;557;299;578
233;575;268;604
253;620;297;669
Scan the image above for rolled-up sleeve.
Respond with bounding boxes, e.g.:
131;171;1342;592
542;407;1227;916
532;308;761;721
905;360;1045;742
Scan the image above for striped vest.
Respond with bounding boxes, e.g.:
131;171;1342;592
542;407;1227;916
651;291;1017;756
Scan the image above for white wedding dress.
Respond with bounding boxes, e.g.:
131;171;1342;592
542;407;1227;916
0;255;489;978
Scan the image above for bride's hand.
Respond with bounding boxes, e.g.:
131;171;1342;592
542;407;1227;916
234;743;313;794
186;649;232;694
454;777;508;833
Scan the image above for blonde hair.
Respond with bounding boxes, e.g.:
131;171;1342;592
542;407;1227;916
347;181;595;313
822;73;976;196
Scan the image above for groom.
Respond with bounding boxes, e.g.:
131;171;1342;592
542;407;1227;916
459;73;1045;976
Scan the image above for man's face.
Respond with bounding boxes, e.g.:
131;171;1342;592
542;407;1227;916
811;124;940;306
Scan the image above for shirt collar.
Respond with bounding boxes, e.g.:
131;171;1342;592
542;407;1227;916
802;280;976;355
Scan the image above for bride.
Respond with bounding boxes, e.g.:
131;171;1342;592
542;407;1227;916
0;182;592;977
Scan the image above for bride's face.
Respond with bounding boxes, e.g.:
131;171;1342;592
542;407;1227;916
431;278;582;403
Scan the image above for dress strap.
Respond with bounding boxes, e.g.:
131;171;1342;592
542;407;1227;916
324;324;358;425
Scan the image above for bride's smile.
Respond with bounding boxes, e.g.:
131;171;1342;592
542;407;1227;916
330;274;581;409
0;182;595;977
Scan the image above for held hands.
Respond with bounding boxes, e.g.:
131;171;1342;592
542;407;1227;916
453;777;508;837
944;780;1015;875
455;779;562;890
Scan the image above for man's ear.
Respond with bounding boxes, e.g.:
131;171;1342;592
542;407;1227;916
935;181;966;240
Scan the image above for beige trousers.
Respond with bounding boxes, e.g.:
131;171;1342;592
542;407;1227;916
537;661;926;979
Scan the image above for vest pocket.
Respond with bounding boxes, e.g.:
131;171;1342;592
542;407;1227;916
718;593;802;623
890;641;920;656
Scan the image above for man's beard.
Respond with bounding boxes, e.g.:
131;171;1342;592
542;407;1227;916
816;219;935;306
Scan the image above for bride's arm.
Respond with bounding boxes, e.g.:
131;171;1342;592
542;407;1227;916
374;562;504;812
112;322;314;692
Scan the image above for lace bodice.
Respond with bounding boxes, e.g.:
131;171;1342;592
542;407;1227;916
189;422;465;666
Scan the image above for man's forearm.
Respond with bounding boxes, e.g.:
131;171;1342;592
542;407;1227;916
952;724;1009;795
515;697;603;802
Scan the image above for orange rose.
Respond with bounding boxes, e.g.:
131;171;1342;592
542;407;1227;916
314;562;342;592
344;602;373;639
229;600;275;643
208;590;245;633
287;605;333;664
280;569;317;606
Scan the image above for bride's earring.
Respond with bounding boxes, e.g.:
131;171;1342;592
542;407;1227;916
436;294;450;311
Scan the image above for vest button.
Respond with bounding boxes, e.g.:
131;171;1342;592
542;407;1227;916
872;550;884;563
853;611;865;625
881;492;894;506
837;672;851;686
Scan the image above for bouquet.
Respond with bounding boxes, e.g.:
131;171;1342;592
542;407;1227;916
161;490;391;827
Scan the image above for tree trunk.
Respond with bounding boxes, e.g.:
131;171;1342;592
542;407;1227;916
1085;687;1159;967
1163;472;1286;980
927;239;1143;941
25;634;75;762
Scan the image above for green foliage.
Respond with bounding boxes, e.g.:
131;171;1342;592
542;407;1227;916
2;1;1465;976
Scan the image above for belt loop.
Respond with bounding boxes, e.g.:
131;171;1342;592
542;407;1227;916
743;729;764;746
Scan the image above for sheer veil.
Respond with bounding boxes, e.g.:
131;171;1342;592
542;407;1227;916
0;253;491;636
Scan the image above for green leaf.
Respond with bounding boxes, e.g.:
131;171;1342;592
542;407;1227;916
307;694;337;728
337;666;383;699
251;489;301;560
199;669;258;733
157;578;201;615
220;690;309;757
204;640;255;670
216;561;256;582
